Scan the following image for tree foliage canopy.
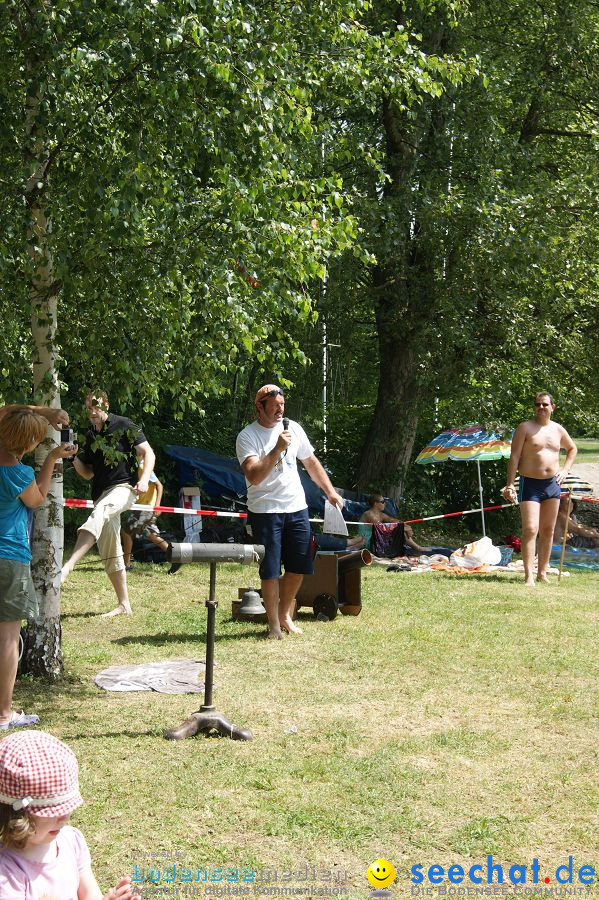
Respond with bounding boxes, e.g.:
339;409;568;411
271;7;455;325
0;0;596;483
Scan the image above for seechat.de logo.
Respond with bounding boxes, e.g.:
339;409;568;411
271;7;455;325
410;855;595;886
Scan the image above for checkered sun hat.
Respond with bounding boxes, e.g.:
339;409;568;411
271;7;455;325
0;731;83;817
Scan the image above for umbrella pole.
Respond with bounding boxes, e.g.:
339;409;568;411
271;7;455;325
558;491;571;583
476;459;486;537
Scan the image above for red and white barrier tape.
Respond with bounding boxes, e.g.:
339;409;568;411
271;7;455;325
63;493;598;526
64;498;247;518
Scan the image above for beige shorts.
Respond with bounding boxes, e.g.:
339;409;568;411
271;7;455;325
78;484;136;574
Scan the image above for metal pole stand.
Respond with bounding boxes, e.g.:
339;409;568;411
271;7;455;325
165;561;252;741
164;544;263;741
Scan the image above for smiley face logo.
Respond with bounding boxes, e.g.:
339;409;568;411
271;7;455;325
367;858;396;889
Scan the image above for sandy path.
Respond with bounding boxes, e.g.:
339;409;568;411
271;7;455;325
570;461;599;496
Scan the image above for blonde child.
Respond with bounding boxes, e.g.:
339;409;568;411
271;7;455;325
0;730;136;899
0;407;74;729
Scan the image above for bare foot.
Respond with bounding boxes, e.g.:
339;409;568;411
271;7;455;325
267;629;283;640
60;567;71;585
101;604;132;618
537;574;549;584
347;536;366;550
280;619;303;635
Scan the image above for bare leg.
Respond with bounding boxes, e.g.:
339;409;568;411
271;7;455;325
537;498;560;582
260;578;283;639
121;530;133;568
61;528;96;583
279;572;304;634
147;533;169;553
0;621;21;723
520;501;540;586
101;568;132;617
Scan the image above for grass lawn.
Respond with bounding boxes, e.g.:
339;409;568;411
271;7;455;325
575;439;599;464
15;554;599;898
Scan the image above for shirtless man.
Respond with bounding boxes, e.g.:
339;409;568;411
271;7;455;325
503;392;577;585
553;497;599;549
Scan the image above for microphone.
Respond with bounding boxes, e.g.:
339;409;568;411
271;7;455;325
282;417;289;431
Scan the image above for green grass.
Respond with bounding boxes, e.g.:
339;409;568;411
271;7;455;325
575;439;599;464
14;554;599;898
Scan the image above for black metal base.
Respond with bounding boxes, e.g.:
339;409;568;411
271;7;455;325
165;706;253;741
164;560;254;742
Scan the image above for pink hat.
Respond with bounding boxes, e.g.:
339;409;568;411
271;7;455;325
0;731;83;817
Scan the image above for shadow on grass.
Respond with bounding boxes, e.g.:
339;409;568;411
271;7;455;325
64;727;176;740
60;611;104;619
112;629;266;647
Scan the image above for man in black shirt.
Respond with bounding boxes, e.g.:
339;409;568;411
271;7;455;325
61;391;156;616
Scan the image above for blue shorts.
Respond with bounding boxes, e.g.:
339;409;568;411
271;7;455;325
248;509;314;581
518;475;561;504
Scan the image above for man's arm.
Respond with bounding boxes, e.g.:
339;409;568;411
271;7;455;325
135;441;155;494
503;423;527;500
0;403;69;429
301;455;343;508
556;427;577;485
240;432;291;486
403;524;431;553
153;477;164;515
72;456;94;481
568;520;597;539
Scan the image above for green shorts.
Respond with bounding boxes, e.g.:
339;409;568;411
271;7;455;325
0;558;38;623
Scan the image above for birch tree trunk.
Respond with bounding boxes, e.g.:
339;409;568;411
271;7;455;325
21;23;64;678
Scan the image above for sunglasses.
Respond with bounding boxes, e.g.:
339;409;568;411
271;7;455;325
260;389;285;402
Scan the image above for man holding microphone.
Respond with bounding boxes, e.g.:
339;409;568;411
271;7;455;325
236;384;343;640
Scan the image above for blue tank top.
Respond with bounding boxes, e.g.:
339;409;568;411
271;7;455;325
0;463;35;564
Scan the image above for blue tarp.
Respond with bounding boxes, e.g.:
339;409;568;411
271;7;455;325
164;444;398;521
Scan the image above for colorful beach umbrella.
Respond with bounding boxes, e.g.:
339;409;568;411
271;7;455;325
415;425;512;536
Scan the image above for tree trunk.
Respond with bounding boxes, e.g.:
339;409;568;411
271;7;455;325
21;20;64;679
356;312;422;501
356;22;454;499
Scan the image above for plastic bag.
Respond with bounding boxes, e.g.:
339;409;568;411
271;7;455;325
450;536;501;568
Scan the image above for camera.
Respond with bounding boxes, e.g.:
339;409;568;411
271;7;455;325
60;427;76;445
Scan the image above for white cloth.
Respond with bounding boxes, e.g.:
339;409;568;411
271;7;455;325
236;419;314;514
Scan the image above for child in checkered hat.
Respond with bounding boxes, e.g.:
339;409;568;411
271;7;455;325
0;730;136;899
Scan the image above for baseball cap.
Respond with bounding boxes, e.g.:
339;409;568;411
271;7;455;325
0;731;83;817
254;384;284;406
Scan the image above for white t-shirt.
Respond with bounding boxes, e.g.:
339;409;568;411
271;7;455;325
236;419;314;514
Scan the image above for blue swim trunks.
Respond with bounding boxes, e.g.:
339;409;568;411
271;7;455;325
518;475;561;504
248;508;314;581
